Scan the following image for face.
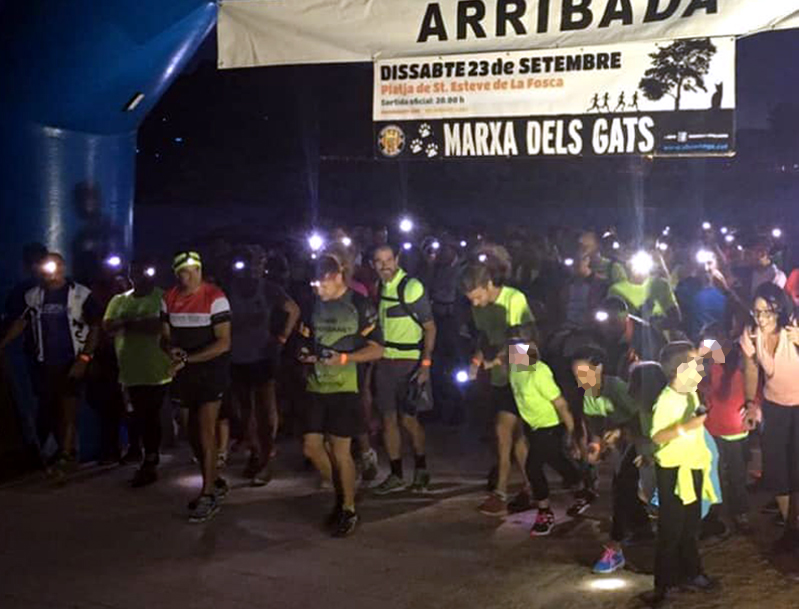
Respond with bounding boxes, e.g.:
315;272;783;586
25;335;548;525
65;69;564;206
579;233;599;256
466;285;492;308
176;266;202;290
572;360;602;392
509;344;532;368
674;350;705;393
373;248;399;283
40;256;66;288
315;272;345;301
130;263;156;289
575;253;592;277
752;297;779;333
698;339;727;365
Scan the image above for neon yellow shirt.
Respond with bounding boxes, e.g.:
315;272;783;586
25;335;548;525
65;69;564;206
608;276;677;318
510;361;562;430
472;286;534;387
651;387;717;505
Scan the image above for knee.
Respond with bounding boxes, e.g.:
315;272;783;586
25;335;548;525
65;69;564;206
303;438;324;461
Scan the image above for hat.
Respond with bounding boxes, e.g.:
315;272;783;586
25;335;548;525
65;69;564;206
172;251;202;273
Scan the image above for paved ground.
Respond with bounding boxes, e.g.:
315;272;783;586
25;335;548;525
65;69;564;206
1;426;798;609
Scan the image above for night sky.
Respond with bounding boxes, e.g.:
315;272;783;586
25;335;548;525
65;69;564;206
136;29;799;238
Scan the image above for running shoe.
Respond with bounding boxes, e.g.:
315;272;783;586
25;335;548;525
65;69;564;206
681;574;718;593
373;473;407;495
530;508;556;537
243;453;260;479
361;449;379;483
332;509;359;538
410;469;431;492
478;492;508;517
250;465;273;488
214;477;230;501
566;489;597;517
507;489;533;513
592;546;626;574
188;495;220;524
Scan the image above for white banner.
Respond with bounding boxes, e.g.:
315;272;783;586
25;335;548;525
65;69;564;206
373;37;736;158
218;0;799;69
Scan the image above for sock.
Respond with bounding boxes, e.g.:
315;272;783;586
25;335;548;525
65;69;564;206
414;454;427;471
390;459;403;479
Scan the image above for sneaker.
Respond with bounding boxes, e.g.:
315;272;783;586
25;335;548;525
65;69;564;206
592;546;626;574
410;469;431;492
507;490;533;513
188;495;220;523
130;464;158;488
243;454;260;479
361;449;378;483
566;490;596;518
681;574;718;593
478;492;508;517
250;465;273;488
332;509;359;538
530;508;556;537
372;473;406;495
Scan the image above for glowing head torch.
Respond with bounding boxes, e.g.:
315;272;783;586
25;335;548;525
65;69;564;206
630;250;654;276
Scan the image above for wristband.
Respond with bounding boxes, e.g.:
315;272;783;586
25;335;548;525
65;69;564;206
421;358;432;368
340;353;349;365
471;357;481;367
78;353;92;363
677;425;687;438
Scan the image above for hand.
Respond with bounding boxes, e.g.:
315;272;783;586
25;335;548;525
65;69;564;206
786;325;799;347
743;403;760;430
320;353;345;367
415;365;431;385
709;268;730;292
586;442;602;465
483;357;502;370
68;359;88;380
168;360;185;378
468;362;480;381
602;429;622;447
683;414;707;431
169;347;188;364
298;354;318;365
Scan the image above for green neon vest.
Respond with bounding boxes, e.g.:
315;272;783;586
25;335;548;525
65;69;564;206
378;268;424;361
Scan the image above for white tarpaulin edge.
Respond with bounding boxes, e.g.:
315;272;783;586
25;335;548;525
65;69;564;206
218;0;799;69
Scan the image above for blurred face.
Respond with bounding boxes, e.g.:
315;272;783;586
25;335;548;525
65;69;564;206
130;263;156;289
315;272;345;301
674;350;705;393
40;256;66;288
509;343;532;368
373;248;399;283
466;285;492;308
176;265;202;290
572;360;603;393
576;253;592;278
752;297;779;333
698;338;727;365
580;232;599;256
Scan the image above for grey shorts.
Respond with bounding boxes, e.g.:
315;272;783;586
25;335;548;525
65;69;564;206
374;359;429;417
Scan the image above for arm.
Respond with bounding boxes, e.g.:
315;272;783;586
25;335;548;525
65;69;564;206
0;318;26;350
552;395;575;434
186;321;231;364
651;414;706;445
743;352;760;429
279;296;301;343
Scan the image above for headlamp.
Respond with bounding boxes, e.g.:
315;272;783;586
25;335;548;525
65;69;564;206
595;310;610;323
630;251;654;276
399;218;414;233
308;233;325;252
144;267;156;278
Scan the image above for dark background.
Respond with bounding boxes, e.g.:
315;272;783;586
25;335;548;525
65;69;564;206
135;29;799;242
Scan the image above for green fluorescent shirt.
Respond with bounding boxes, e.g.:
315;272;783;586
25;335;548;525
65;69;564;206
103;288;172;387
608;276;677;318
307;289;382;394
510;361;562;430
472;286;534;387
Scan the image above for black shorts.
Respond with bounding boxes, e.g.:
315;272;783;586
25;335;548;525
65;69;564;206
303;392;362;438
374;359;427;416
230;359;276;387
34;363;83;403
172;360;230;409
492;384;520;417
762;401;799;495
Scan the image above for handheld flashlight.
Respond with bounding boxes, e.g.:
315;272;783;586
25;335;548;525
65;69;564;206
612;241;620;251
595;310;610;323
144;266;156;278
772;228;783;239
399;218;414;233
657;241;669;252
720;227;728;235
454;369;470;384
460;240;467;248
105;255;122;268
478;253;487;263
341;236;352;247
724;234;735;244
308;233;325;252
564;258;574;267
662;226;671;237
431;240;441;250
402;242;412;251
630;251;654;276
702;221;712;231
233;260;246;271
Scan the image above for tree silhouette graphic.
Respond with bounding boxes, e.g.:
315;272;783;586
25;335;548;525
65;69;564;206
638;39;717;111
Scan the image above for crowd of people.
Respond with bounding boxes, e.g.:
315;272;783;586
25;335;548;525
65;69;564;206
3;217;799;607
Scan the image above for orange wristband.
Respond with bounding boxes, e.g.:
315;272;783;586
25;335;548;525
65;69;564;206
340;353;349;365
471;357;481;367
78;353;92;363
421;358;432;368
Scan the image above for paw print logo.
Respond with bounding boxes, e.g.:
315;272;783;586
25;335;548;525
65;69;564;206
410;138;424;154
418;123;432;138
425;142;439;158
